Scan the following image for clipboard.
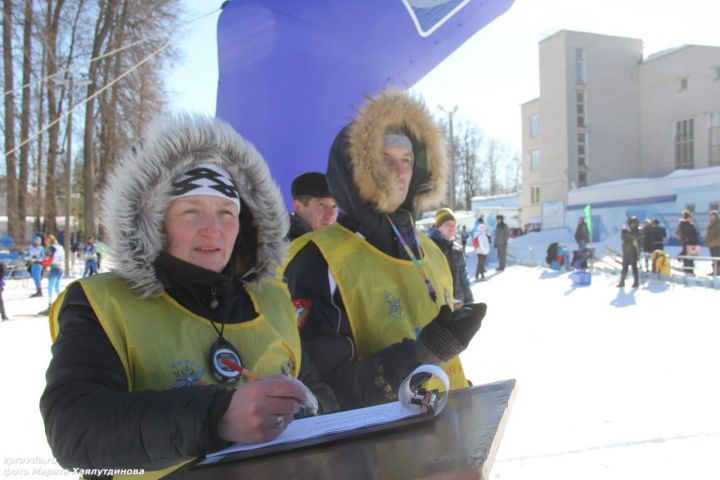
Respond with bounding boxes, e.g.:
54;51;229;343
193;364;450;468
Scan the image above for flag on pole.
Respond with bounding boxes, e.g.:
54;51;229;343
584;204;593;237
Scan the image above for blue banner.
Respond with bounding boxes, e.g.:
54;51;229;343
216;0;515;207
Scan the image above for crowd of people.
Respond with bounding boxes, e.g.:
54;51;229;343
605;209;718;287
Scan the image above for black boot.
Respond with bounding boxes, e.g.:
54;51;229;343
30;289;43;298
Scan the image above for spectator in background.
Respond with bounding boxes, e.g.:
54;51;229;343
617;216;641;288
574;217;590;250
82;237;98;277
0;263;8;320
706;210;720;276
428;208;474;307
288;172;337;241
649;218;667;252
460;225;469;254
493;214;509;272
45;235;65;307
473;216;490;280
24;235;45;297
640;219;654;271
676;210;700;276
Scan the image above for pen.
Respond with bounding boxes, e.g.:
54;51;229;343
221;358;262;381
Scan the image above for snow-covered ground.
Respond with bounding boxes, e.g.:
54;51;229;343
0;248;718;479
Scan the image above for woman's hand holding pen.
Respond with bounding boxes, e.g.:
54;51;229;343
218;375;310;444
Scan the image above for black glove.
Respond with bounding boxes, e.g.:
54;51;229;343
416;303;487;364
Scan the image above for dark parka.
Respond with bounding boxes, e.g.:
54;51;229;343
283;90;450;411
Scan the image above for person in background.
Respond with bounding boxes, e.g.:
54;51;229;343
40;114;321;476
282;90;486;411
460;225;469;255
574;217;590;251
428;208;474;307
617;216;641;288
705;210;720;276
288;172;337;241
45;235;65;308
82;236;98;277
24;235;45;297
640;219;654;271
0;263;8;320
676;209;700;276
649;218;666;252
473;216;490;280
493;214;509;272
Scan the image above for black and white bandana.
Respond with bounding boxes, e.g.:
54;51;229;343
170;163;241;212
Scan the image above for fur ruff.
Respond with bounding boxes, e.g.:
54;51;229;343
102;113;288;297
348;90;448;212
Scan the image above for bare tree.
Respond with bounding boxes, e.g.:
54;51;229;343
3;0;20;243
454;119;484;209
4;0;182;241
82;0;115;239
42;0;68;236
17;0;33;243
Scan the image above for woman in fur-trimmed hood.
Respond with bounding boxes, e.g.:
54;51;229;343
103;113;288;296
283;90;484;411
41;114;326;476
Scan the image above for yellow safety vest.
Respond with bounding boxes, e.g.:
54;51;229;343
285;223;468;390
49;273;301;480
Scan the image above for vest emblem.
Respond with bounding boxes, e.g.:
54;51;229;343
292;298;312;331
170;359;207;388
384;291;404;321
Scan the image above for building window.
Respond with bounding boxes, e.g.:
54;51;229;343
530;115;540;136
576;90;587;127
530;150;540;170
679;77;688;91
531;186;540;204
674;118;694;169
575;48;586;85
710;112;720;166
577;132;588;167
578;171;588;187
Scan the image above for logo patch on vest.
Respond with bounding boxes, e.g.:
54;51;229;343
293;298;312;331
384;292;404;321
170;359;207;388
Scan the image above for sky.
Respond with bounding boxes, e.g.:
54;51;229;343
168;0;720;152
2;235;719;479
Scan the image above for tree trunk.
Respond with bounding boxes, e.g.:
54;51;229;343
3;0;20;244
82;0;115;238
34;57;45;234
44;0;67;236
17;0;33;244
97;0;126;194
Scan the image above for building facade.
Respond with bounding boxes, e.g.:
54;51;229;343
521;30;720;231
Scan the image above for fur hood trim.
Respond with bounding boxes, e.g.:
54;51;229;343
102;113;288;297
347;90;448;212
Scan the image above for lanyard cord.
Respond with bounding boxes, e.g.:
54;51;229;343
385;213;437;303
207;287;225;339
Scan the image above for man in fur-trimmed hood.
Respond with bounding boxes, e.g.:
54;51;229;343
283;90;486;411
